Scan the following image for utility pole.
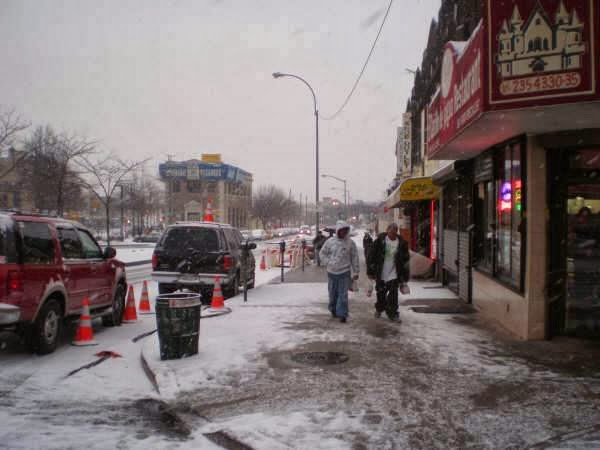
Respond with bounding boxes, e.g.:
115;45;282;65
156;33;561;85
166;153;175;224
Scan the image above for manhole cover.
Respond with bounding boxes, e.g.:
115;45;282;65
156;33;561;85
290;351;349;366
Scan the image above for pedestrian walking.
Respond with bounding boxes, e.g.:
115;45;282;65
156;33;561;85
367;223;410;322
319;221;359;323
313;230;327;266
363;231;374;261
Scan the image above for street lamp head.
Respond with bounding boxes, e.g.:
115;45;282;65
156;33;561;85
272;72;284;79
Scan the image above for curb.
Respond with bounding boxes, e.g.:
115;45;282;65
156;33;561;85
125;260;152;268
140;348;159;394
139;335;182;400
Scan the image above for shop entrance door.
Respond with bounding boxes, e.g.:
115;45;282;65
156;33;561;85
549;149;600;337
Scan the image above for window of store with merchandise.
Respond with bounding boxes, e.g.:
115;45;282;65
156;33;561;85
472;138;526;293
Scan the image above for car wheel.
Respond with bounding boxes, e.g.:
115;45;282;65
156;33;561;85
158;283;176;295
102;283;126;327
248;271;256;289
28;299;62;355
225;274;240;298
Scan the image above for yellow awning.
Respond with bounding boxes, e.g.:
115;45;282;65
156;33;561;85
385;177;440;208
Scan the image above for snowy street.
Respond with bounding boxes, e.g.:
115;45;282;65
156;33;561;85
1;240;600;449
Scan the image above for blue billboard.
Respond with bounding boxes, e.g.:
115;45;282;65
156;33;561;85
159;161;252;184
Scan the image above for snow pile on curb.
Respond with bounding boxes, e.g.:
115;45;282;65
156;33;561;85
142;283;329;399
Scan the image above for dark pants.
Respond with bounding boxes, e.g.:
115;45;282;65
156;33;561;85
375;279;400;318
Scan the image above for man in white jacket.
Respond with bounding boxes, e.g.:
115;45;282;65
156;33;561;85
319;221;360;323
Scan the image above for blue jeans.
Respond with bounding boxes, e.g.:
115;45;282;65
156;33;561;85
328;271;351;318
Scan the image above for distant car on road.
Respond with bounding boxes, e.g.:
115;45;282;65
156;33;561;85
299;225;311;236
0;212;126;354
152;222;256;302
133;232;162;243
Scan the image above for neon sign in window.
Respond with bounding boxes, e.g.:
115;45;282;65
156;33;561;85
499;180;522;212
514;180;522;212
499;181;512;212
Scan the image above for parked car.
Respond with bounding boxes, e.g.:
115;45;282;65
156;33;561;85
152;222;256;302
250;229;266;241
0;212;126;354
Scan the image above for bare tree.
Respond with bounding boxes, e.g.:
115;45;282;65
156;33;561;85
251;185;284;229
77;153;149;246
54;134;96;216
0;107;29;179
125;172;165;236
21;126;95;215
251;185;300;229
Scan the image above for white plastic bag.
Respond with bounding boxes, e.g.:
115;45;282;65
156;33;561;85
366;280;374;297
399;283;411;295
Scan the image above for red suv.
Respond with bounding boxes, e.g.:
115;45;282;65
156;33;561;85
0;212;127;354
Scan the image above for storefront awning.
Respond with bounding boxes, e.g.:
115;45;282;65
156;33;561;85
431;160;471;186
385;177;440;209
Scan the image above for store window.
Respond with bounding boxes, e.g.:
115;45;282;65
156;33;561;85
473;140;525;291
474;180;495;273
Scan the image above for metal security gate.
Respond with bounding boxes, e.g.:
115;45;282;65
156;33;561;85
439;175;473;303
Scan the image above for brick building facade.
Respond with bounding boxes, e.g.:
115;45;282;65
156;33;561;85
159;155;252;228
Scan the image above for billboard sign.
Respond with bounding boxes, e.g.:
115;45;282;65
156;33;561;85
487;0;598;106
159;161;252;183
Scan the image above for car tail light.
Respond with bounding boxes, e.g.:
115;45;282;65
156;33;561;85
7;271;23;292
223;255;233;271
152;253;158;270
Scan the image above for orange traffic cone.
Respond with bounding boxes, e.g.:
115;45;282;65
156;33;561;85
210;276;225;309
72;297;98;346
138;280;152;314
123;285;138;323
203;198;214;222
259;252;267;271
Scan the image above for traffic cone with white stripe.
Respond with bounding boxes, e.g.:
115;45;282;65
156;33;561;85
259;251;267;271
204;198;214;222
72;297;98;346
210;276;225;309
138;280;152;314
123;285;138;323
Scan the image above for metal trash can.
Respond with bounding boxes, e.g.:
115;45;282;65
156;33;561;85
155;292;202;360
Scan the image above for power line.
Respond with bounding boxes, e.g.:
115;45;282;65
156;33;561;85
321;0;394;121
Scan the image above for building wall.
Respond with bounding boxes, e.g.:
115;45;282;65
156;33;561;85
166;174;252;227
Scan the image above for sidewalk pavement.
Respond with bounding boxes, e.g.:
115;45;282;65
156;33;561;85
141;266;600;449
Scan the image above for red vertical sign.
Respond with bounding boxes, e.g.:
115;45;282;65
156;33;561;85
427;23;485;158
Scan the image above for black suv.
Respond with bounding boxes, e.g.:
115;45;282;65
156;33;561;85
151;222;256;301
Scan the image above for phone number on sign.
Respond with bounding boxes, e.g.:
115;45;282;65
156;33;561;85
500;72;581;96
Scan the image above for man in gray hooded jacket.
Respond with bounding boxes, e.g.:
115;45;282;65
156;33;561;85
319;221;360;323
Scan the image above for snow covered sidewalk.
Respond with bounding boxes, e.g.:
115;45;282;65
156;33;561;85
139;276;600;449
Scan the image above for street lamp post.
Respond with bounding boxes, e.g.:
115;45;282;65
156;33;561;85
272;72;320;234
322;173;347;218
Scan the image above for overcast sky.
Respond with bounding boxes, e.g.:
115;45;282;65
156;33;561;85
0;0;440;202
